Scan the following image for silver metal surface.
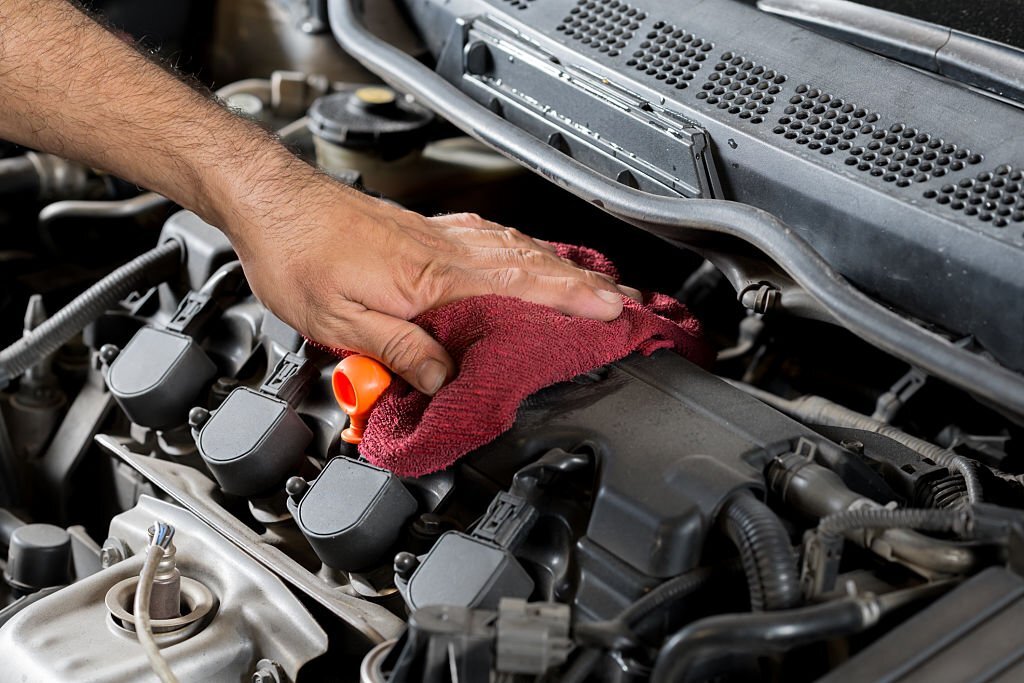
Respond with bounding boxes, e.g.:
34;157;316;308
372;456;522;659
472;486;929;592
96;435;406;643
104;575;214;639
0;496;328;682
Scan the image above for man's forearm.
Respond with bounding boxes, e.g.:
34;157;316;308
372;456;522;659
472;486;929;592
0;0;304;236
0;0;633;396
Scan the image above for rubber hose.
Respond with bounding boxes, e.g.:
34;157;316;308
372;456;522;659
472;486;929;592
0;240;181;389
618;566;718;629
818;506;973;546
718;492;802;611
0;155;41;196
564;567;718;683
731;382;985;504
649;596;879;683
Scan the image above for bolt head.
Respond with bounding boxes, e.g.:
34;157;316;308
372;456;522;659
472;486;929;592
98;344;120;365
100;537;127;568
394;551;420;580
188;406;211;430
285;476;309;499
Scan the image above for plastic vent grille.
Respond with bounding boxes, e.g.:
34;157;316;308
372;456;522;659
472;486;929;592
925;165;1024;228
696;52;785;123
774;86;878;155
556;0;646;57
774;85;982;187
624;20;713;90
500;0;536;9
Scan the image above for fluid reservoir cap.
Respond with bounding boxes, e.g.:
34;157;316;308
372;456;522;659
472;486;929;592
4;524;71;593
307;86;433;159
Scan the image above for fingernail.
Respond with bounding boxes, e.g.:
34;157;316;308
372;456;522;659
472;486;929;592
596;288;623;304
416;358;448;395
618;285;643;302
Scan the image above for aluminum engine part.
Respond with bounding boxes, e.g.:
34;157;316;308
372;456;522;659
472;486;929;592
0;496;328;682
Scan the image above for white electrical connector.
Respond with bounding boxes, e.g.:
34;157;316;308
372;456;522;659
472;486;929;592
134;521;180;683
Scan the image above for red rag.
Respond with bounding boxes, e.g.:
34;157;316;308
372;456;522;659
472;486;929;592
325;244;711;478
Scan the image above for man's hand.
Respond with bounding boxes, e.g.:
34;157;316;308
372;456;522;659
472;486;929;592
228;173;638;394
0;0;638;394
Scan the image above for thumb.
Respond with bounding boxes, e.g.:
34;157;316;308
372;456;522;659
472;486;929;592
339;309;455;395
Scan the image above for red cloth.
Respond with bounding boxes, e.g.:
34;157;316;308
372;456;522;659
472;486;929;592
328;245;710;477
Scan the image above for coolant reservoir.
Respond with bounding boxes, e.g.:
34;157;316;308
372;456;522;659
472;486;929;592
307;86;521;200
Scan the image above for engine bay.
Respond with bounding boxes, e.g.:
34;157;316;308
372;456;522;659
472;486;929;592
1;1;1024;682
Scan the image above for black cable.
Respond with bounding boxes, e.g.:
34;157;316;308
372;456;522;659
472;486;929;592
326;0;1024;416
718;492;802;611
0;240;182;389
649;596;880;683
565;566;719;682
618;567;719;630
818;506;973;547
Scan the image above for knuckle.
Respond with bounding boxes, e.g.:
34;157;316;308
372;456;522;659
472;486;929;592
378;326;425;374
489;267;527;293
563;277;591;296
502;227;525;243
448;212;486;229
505;247;545;269
400;257;450;309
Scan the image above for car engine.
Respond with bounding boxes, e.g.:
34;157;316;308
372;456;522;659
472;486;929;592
1;1;1024;681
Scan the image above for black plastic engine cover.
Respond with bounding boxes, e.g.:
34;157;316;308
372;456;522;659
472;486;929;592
457;350;814;587
402;0;1024;371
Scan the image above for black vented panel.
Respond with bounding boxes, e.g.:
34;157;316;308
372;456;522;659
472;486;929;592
774;85;880;157
846;124;982;187
773;84;983;187
418;0;1024;372
556;0;646;57
927;165;1024;229
695;52;785;123
624;20;713;90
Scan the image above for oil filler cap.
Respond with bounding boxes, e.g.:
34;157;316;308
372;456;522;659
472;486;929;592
331;355;391;445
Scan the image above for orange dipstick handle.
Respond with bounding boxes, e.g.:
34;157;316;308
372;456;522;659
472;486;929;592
332;355;392;444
